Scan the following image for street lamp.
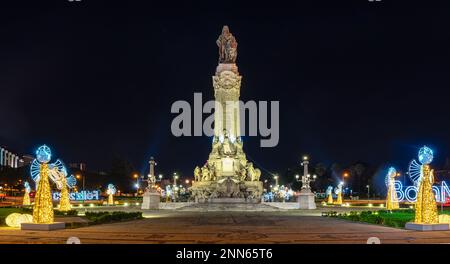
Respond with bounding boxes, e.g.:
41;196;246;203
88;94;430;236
133;174;139;196
366;184;370;199
173;173;179;201
76;174;85;191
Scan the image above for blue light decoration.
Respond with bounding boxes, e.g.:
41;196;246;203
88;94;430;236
107;184;117;195
30;145;77;189
24;181;31;193
385;167;397;187
334;182;343;194
408;146;434;185
418;146;434;165
326;186;333;196
36;145;51;164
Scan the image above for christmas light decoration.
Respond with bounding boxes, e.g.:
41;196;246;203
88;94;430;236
5;213;32;228
334;182;343;205
23;181;31;206
31;145;78;218
107;184;116;205
326;186;333;204
385;167;399;210
408;146;439;224
48;160;77;211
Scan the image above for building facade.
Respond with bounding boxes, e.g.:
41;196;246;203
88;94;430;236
0;147;22;168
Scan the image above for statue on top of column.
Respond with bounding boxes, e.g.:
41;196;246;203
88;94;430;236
216;25;238;63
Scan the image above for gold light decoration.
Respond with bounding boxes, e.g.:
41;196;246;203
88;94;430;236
107;184;116;205
59;176;71;211
334;182;343;205
5;213;21;227
336;192;342;205
415;164;438;223
408;146;439;224
327;192;333;204
33;163;54;224
6;213;33;228
23;181;31;206
385;167;399;210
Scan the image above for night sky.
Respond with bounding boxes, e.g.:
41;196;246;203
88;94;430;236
1;0;450;182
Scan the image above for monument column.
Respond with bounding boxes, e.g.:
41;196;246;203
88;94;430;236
191;26;263;203
298;156;317;209
141;156;160;210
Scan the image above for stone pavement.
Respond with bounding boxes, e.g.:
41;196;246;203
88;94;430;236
1;211;450;244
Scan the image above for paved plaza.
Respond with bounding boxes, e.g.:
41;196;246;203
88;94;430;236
1;210;450;244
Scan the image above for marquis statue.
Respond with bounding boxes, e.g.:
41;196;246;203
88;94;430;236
216;25;238;63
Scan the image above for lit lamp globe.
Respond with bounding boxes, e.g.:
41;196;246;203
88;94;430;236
418;146;433;165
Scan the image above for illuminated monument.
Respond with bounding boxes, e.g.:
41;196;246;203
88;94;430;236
405;146;448;231
190;26;263;202
141;156;160;209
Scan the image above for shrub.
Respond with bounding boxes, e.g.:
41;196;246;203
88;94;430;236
84;211;143;225
54;210;78;216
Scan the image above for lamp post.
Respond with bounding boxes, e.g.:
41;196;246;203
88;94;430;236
133;173;139;197
76;174;85;191
273;175;279;190
366;184;370;199
173;173;179;202
342;172;349;197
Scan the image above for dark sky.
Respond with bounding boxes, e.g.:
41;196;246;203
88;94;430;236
1;0;450;180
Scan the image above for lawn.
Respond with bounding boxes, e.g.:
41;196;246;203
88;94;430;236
324;209;443;228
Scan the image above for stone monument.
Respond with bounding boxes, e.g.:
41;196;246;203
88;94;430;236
190;26;263;203
297;156;317;209
141;157;160;209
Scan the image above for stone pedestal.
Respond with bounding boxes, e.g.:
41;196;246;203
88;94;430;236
298;189;316;209
21;222;65;231
141;191;160;210
405;222;449;231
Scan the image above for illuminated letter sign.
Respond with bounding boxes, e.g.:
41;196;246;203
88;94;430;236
394;180;445;203
53;190;100;201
